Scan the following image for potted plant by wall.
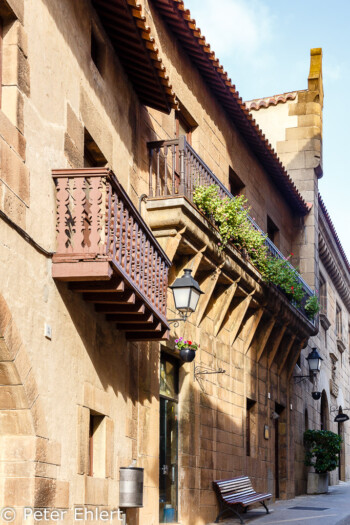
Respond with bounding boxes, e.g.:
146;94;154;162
304;429;342;494
175;337;199;362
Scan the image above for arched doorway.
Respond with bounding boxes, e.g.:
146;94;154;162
320;390;329;430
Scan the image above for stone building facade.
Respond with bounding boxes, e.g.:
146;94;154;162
0;2;347;525
249;48;350;495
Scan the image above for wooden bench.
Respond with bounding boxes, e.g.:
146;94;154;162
213;476;272;523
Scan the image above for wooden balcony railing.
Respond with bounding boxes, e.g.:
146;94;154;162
148;137;316;324
52;168;171;340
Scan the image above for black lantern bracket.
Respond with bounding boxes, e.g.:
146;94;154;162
293;347;323;383
168;311;192;328
293;372;315;384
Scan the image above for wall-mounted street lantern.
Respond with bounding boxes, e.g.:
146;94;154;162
332;406;350;423
168;269;204;326
293;347;323;383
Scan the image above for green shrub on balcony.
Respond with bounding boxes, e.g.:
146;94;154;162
264;255;305;307
193;184;320;312
193;184;268;272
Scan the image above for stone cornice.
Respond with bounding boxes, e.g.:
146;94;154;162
318;210;350;311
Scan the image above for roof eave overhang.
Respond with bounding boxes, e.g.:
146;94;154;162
92;0;178;114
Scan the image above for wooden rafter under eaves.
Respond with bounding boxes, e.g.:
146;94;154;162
92;0;178;113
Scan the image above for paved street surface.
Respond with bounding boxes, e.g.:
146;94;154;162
207;482;350;525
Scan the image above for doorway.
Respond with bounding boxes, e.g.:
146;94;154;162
159;355;179;523
338;422;345;481
274;402;285;499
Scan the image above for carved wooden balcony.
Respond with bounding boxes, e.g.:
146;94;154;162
148;136;316;325
52;168;170;341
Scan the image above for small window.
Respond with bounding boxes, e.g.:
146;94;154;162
319;274;327;314
267;216;279;247
91;24;105;75
175;111;192;145
229;167;245;197
246;398;256;457
174;100;197;146
84;129;107;167
89;412;106;477
336;303;342;339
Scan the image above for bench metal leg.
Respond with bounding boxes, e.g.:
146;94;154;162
214;505;244;524
260;501;270;514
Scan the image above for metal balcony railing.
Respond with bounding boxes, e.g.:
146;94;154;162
148;136;316;322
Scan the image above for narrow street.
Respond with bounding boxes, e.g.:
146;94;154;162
208;482;350;525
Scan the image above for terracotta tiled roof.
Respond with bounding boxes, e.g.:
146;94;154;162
246;92;298;111
150;0;309;215
92;0;177;113
318;193;350;273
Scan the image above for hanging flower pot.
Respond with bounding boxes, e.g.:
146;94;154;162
179;347;196;362
175;338;199;363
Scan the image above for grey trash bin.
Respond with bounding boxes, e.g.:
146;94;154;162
119;467;144;508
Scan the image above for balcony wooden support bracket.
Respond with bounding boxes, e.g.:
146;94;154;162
278;333;297;375
244;307;264;355
287;338;308;380
52;168;170;341
267;323;288;370
229;291;254;347
213;279;240;337
256;316;276;362
195;265;224;326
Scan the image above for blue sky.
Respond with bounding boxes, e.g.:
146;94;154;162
185;0;350;260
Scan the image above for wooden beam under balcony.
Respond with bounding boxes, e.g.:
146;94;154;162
52;168;171;341
106;312;154;324
95;303;145;314
84;291;136;304
69;277;125;293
